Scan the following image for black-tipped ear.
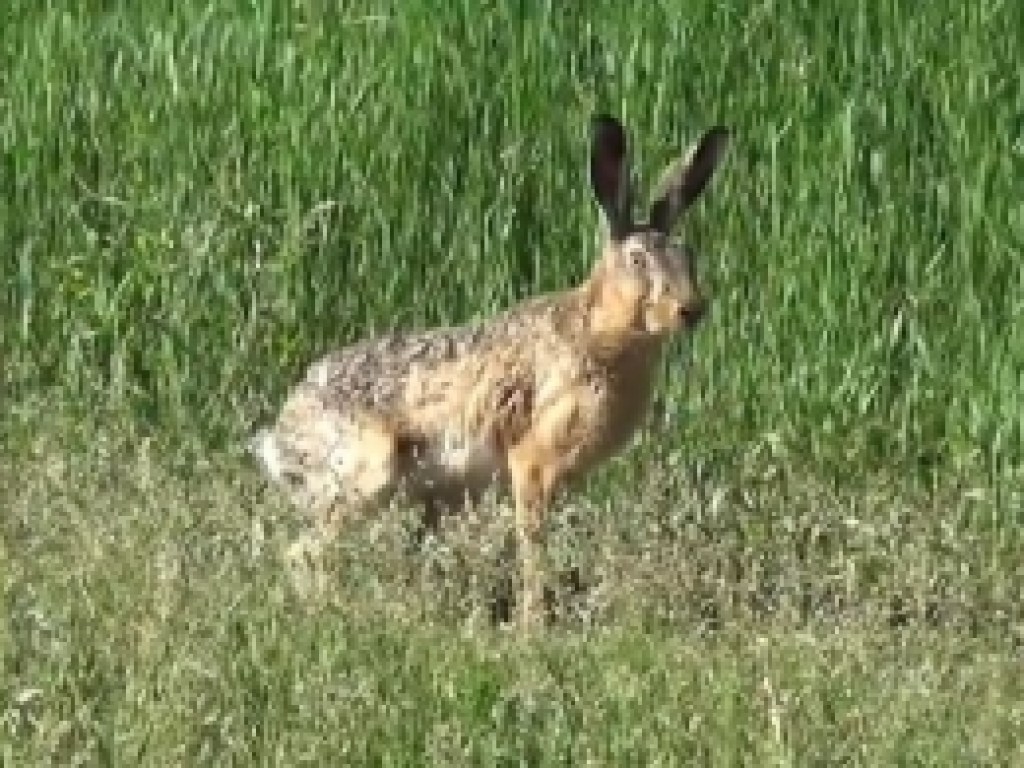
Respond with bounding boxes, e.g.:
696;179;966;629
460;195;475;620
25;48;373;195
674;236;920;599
590;114;632;239
648;126;731;233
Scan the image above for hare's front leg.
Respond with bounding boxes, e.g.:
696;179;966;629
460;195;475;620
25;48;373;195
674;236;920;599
507;446;555;629
507;395;593;628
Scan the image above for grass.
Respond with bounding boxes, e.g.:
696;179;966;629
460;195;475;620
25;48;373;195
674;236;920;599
2;0;1023;764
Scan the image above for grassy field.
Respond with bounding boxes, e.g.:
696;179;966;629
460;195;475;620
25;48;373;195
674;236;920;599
2;0;1023;764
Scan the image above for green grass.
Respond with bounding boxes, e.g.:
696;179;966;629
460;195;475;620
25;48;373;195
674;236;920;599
2;0;1023;764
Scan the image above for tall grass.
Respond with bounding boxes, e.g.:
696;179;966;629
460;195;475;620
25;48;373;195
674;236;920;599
2;0;1023;763
2;0;1020;480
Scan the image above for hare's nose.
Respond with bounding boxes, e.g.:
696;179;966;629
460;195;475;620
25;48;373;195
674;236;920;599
679;298;707;327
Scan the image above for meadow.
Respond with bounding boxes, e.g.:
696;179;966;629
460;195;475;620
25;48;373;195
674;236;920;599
2;0;1023;764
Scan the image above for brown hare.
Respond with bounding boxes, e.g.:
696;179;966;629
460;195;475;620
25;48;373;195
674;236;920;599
250;113;730;626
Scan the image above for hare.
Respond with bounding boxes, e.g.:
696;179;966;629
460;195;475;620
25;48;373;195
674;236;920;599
250;114;730;626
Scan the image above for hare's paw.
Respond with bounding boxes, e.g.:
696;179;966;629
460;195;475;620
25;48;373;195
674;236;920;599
283;530;332;602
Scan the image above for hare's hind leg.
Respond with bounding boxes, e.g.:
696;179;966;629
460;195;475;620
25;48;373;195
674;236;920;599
253;387;406;598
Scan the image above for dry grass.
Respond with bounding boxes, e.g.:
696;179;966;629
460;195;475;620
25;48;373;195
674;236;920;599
2;406;1022;764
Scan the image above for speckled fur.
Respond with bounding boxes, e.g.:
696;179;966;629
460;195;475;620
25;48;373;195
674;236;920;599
251;115;731;625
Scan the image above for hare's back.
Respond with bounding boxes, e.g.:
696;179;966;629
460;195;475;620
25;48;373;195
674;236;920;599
303;298;567;412
303;322;502;412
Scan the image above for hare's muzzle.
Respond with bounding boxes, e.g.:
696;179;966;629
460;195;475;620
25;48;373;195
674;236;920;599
679;297;707;328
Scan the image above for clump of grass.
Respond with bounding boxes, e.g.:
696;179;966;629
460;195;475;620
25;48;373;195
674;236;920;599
2;408;1023;765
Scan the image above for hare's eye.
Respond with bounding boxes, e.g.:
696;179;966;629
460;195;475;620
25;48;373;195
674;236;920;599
629;251;645;268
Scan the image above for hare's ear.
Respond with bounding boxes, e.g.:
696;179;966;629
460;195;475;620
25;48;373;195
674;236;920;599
590;114;632;240
648;126;730;234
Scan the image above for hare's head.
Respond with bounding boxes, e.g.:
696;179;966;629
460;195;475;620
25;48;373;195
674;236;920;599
587;114;730;337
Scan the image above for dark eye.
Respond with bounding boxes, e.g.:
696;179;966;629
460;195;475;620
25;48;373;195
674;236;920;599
629;251;645;268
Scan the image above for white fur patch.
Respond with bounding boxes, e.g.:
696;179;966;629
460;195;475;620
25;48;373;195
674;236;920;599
327;439;353;473
249;429;284;482
308;360;333;387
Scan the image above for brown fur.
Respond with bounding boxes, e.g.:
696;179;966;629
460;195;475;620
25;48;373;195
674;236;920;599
250;114;731;626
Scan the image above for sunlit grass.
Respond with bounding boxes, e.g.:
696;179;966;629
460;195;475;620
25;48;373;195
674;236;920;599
2;0;1023;763
2;0;1020;474
3;406;1023;764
